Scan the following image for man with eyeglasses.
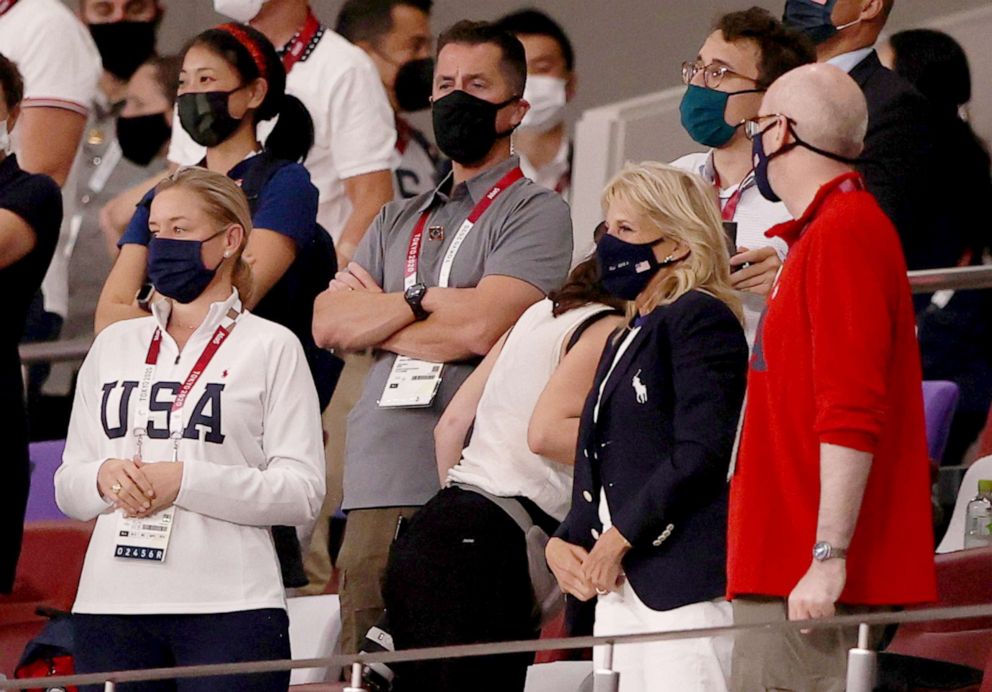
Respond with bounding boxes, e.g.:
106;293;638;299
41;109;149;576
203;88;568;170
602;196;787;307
672;7;814;344
727;63;937;692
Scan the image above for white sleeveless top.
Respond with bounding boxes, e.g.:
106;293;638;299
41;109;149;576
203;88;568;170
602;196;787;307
447;298;614;520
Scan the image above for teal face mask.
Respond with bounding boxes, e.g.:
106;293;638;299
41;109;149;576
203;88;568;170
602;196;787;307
679;84;762;148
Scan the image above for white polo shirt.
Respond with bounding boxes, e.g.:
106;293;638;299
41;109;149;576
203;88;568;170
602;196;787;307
0;0;102;319
0;0;101;117
169;26;396;241
519;136;571;200
671;150;792;345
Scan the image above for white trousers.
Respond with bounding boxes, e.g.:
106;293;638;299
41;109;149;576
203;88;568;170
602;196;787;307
594;489;732;692
593;588;733;692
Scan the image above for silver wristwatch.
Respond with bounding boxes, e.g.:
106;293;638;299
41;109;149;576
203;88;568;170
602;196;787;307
812;541;848;562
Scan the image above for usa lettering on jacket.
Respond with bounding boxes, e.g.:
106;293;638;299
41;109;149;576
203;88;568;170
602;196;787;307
100;379;225;443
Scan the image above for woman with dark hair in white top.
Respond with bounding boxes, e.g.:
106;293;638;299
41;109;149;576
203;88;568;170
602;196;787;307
370;255;624;691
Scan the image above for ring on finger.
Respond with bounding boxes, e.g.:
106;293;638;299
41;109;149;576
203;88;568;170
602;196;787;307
596;588;608;595
111;482;123;495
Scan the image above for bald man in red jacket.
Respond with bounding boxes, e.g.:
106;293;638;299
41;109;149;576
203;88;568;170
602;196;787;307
727;63;936;692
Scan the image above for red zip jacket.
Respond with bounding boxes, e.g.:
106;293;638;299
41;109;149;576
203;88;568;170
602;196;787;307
728;172;936;605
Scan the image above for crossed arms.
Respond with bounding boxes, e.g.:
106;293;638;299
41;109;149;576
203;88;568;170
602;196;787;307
312;260;543;364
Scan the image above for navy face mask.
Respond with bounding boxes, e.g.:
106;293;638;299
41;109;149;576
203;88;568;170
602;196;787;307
752;118;861;203
784;0;860;45
596;233;685;301
147;229;227;304
752;127;787;203
679;84;762;148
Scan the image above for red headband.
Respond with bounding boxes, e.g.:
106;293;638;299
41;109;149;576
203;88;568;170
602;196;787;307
216;23;267;77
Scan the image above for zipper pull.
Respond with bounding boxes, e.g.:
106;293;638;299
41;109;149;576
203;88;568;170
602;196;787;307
170;430;182;463
132;427;146;461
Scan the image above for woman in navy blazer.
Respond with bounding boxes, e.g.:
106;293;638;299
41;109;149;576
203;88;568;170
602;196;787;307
546;162;748;691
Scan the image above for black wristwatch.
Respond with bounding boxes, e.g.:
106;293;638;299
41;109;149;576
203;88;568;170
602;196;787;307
135;282;156;312
404;282;429;321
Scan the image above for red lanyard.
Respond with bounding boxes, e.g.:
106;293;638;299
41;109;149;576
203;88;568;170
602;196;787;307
144;322;235;414
281;10;321;73
713;170;750;222
405;166;524;288
0;0;19;16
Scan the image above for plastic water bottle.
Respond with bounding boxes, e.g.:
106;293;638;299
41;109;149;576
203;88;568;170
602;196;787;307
964;480;992;548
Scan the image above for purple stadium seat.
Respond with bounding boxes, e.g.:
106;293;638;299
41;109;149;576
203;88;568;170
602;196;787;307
922;381;960;465
25;439;68;522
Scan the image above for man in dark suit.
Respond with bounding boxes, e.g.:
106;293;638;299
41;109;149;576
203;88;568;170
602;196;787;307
784;0;948;271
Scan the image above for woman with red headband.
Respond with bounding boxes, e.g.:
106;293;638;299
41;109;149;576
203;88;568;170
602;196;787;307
95;23;341;591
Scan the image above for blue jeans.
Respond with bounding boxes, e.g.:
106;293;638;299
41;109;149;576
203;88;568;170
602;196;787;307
72;608;290;691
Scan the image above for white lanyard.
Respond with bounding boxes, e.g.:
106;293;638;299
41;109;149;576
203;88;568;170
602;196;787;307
403;166;524;291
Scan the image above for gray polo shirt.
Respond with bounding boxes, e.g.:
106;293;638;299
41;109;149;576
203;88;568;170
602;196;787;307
343;155;573;510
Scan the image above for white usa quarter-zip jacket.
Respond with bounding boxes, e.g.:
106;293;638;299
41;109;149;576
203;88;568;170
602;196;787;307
56;290;326;615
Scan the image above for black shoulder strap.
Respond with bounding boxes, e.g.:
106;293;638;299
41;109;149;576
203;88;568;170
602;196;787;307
565;309;621;354
239;151;291;216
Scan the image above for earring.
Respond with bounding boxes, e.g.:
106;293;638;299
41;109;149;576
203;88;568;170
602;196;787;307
223;251;231;258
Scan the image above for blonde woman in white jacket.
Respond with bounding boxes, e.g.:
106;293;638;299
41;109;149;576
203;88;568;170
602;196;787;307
55;167;325;692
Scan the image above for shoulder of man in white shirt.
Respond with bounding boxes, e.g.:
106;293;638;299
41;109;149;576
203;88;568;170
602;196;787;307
669;151;711;180
0;0;101;114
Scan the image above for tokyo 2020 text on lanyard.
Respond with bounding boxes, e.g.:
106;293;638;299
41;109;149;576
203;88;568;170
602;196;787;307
114;307;241;563
378;166;524;409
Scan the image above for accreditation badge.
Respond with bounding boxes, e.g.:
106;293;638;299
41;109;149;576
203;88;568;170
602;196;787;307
378;355;443;408
113;507;175;562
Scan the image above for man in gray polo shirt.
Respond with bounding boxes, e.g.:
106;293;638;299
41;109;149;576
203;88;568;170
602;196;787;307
313;19;573;654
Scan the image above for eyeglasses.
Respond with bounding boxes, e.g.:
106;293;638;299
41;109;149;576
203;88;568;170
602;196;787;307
681;61;761;89
742;113;795;140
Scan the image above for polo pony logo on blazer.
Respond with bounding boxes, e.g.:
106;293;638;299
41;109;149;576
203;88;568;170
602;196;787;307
632;370;648;404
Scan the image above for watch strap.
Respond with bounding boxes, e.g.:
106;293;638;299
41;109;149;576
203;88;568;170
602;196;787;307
405;284;429;321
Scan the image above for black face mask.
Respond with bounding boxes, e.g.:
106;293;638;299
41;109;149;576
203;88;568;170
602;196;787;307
394;58;434;113
177;89;244;148
89;21;157;81
117;112;171;166
431;90;519;165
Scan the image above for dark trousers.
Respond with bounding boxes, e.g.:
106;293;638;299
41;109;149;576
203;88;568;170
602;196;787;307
918;289;992;465
21;289;63;400
72;609;290;692
382;487;539;692
0;438;28;593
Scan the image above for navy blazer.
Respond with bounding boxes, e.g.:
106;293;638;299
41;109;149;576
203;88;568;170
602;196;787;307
556;290;747;613
849;51;953;273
